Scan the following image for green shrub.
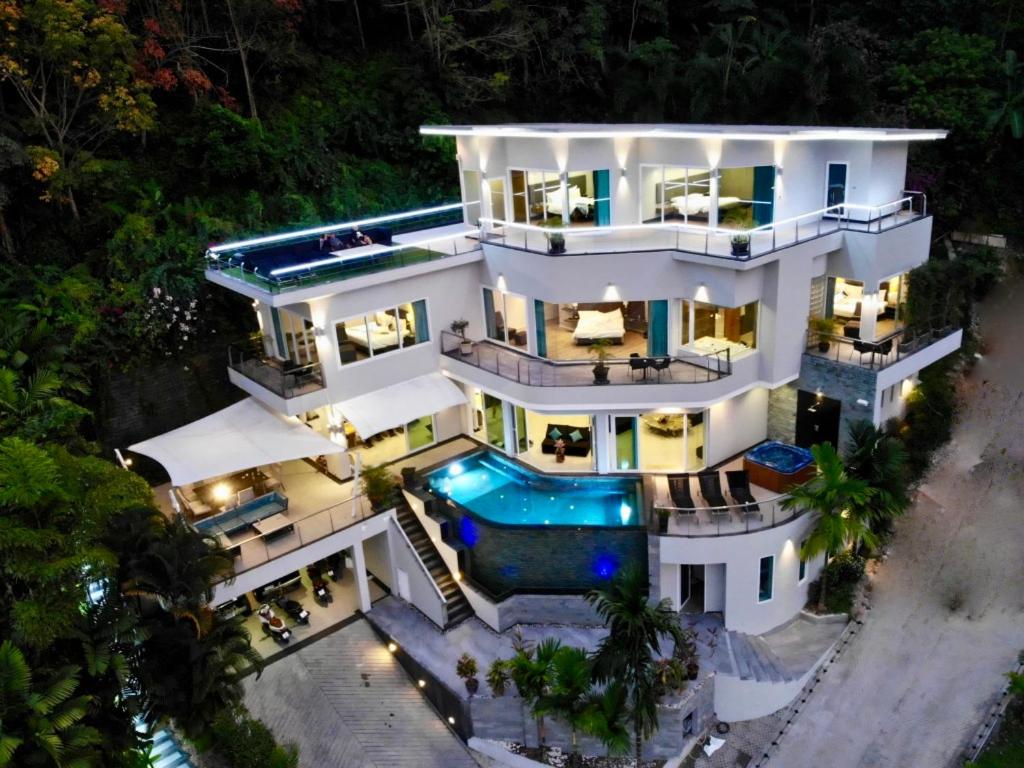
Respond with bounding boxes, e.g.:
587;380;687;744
361;464;398;510
209;710;299;768
824;551;866;589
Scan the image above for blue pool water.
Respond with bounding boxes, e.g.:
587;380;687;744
745;441;814;473
427;451;640;527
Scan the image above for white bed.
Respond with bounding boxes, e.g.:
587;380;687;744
547;185;595;215
670;193;743;216
691;336;751;358
346;313;409;351
573;309;625;343
833;284;888;320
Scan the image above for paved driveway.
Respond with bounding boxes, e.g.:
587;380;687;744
771;274;1024;767
244;620;478;768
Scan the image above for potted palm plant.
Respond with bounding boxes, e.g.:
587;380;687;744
589;338;613;385
456;652;480;695
542;218;566;254
730;232;751;256
809;316;836;352
361;464;397;511
450;319;472;355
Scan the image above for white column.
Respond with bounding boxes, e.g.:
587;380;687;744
351;540;372;612
594;414;613;474
859;293;878;341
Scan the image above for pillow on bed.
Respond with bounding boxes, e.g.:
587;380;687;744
568;429;584;442
548;427;562;441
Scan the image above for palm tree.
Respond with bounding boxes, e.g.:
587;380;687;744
579;681;630;758
117;514;233;633
782;442;877;612
0;640;100;767
844;420;910;534
536;646;593;766
508;638;562;759
586;565;683;768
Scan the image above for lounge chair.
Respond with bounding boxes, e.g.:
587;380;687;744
725;470;762;520
698;471;731;521
667;474;696;517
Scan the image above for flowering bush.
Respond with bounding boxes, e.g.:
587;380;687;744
129;286;204;356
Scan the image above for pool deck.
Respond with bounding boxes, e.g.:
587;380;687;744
651;454;808;537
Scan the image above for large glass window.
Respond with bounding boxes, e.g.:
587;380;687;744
483;393;505;449
335;299;429;365
614;417;637;470
640;166;712;224
407;415;435;451
681;300;758;356
758;555;774;602
564;170;611;226
462;170;482;225
488;177;506;221
510;169;561;225
275;307;319;365
483;288;529;349
718;166;775;228
617;411;704;472
798;539;808;582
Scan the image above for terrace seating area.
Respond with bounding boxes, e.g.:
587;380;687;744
653;455;796;536
442;336;731;386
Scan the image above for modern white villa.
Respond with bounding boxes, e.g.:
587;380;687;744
125;123;960;734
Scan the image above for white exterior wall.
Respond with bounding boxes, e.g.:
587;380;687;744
658;513;825;635
705;388;768;466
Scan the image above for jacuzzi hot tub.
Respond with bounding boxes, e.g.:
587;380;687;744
743;441;816;493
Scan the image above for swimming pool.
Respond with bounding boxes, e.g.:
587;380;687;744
426;451;641;527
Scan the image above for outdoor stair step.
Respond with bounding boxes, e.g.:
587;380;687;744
392;498;475;630
726;630;791;683
726;632;754;680
747;636;789;682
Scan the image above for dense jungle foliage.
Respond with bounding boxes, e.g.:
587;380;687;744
1;1;1023;764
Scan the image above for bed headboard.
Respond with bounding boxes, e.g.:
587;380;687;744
577;302;625;314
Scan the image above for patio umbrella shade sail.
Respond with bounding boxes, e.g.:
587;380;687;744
129;397;345;486
336;373;468;438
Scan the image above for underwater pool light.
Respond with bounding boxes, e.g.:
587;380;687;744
448;462;464;477
620;503;633;525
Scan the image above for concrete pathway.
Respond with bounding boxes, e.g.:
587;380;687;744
243;620;478;768
770;271;1024;768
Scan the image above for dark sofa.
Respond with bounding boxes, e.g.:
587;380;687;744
541;423;592;456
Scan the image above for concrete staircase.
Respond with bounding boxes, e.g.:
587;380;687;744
149;728;194;768
394;501;474;630
725;630;797;683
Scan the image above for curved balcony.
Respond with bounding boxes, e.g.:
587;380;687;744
441;331;731;387
649;469;808;538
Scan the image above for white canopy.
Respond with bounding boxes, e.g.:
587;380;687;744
337;373;467;438
129;397;344;487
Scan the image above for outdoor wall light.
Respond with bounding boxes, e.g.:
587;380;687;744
620;167;628;178
496;273;508;293
212;483;232;502
603;282;621;301
418;679;427;688
856;398;869;407
387;642;398;653
448;717;456;725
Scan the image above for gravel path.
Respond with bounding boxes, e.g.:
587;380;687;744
770;271;1024;767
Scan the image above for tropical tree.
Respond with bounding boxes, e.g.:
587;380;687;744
0;640;100;768
536;646;594;766
782;442;877;612
508;638;562;759
115;513;233;631
844;420;911;534
579;680;630;758
586;565;683;768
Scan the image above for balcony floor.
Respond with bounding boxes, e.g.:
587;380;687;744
446;340;728;386
652;455;801;536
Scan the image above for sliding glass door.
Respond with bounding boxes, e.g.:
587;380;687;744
613;411;706;472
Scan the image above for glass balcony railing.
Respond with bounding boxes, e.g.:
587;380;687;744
228;339;325;398
804;321;960;372
206;203;481;293
441;331;732;386
480;192;927;261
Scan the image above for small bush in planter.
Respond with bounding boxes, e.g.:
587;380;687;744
456;652;480;695
486;658;510;696
588;338;613;384
730;232;751;256
809;316;836;351
361;464;398;510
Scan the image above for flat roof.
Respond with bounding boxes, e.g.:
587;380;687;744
420;123;947;142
